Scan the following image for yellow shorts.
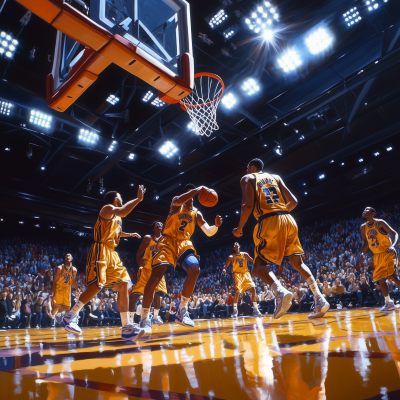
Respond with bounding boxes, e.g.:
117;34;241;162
86;242;130;289
372;250;397;282
152;235;197;269
52;287;71;308
131;267;168;295
254;213;304;265
234;271;255;294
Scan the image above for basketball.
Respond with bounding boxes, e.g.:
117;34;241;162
198;188;218;207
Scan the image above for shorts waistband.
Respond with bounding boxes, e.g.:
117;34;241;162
94;241;115;249
258;211;289;222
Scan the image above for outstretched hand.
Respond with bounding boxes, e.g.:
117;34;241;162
233;227;243;238
137;185;146;201
130;233;141;239
215;215;223;227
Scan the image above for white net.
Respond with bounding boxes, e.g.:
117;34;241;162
180;74;224;137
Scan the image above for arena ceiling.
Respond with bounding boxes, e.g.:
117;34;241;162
0;0;400;243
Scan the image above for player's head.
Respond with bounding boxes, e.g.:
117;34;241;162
362;207;376;219
104;191;122;206
247;158;264;174
184;183;196;192
65;253;73;263
233;242;240;252
151;221;163;234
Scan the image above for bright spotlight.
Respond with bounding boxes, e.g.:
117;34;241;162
108;140;117;152
343;8;361;27
374;151;380;156
0;31;18;59
221;93;237;109
246;3;279;34
106;94;119;105
386;145;393;151
0;101;12;116
151;97;165;108
359;158;363;162
305;27;333;55
128;153;134;160
78;129;99;145
29;110;52;129
274;146;282;156
223;24;240;39
277;49;302;72
142;91;154;103
159;141;178;158
188;121;199;135
262;29;274;42
206;9;228;29
319;174;325;179
242;78;260;95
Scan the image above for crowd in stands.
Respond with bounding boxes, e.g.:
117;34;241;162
1;203;400;329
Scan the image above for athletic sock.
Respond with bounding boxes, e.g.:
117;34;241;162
120;312;129;327
269;272;284;291
129;312;135;324
253;302;258;310
154;309;160;318
141;307;150;321
67;301;84;318
179;296;190;311
306;276;323;298
385;295;391;303
233;303;238;311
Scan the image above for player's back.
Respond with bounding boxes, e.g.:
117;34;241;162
364;220;392;253
143;237;159;270
252;172;288;221
232;253;249;273
93;215;122;248
163;205;197;239
56;265;72;288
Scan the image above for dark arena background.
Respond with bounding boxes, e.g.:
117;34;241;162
1;0;400;399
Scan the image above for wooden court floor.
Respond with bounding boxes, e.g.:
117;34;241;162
0;309;400;400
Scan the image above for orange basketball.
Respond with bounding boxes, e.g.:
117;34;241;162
198;188;218;207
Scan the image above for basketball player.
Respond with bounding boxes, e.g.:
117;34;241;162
233;158;329;319
223;242;261;317
129;221;167;326
48;253;80;324
62;187;145;341
360;207;399;312
136;184;223;338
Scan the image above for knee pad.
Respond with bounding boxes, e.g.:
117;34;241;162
181;253;199;272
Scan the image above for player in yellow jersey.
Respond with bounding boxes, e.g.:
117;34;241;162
48;253;80;325
136;183;223;339
62;186;146;341
223;242;261;318
129;221;167;326
360;206;400;312
233;158;329;320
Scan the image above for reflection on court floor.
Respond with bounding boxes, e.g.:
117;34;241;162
1;309;400;400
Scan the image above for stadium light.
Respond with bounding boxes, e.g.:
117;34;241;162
365;0;380;10
128;153;134;160
305;28;333;55
221;93;237;109
78;129;99;144
245;3;278;38
108;140;117;152
106;94;119;105
386;145;393;151
304;192;308;195
373;151;380;156
29;110;52;129
206;9;228;29
0;32;18;58
223;24;240;40
142;91;154;103
343;8;361;27
274;145;282;156
188;121;199;134
341;162;345;166
0;101;12;116
277;49;302;72
159;141;178;158
319;174;325;179
151;97;165;108
19;221;24;224
359;158;363;162
242;78;260;95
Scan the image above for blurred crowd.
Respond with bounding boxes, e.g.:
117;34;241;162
1;203;400;329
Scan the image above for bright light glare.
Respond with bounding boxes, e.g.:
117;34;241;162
188;121;199;135
208;9;227;28
277;49;302;72
128;153;134;160
142;91;154;102
263;29;274;42
106;94;119;105
319;174;325;179
159;141;178;158
242;78;260;96
221;93;237;109
0;101;12;116
29;110;52;129
78;129;99;144
151;97;165;108
305;28;333;55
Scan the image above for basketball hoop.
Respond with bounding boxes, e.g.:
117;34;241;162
180;73;224;137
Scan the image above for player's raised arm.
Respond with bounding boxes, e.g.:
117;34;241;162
171;186;206;208
49;265;62;297
196;211;222;236
101;185;146;219
378;220;399;250
223;255;233;275
136;235;152;267
233;174;255;237
273;175;298;212
121;232;141;238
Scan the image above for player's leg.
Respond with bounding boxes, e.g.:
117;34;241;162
289;255;329;319
374;252;396;312
129;292;140;324
378;279;395;312
176;253;200;327
152;291;164;326
232;291;239;318
249;287;262;316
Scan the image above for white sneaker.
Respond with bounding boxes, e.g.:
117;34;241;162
151;316;163;326
379;301;395;312
308;296;330;319
121;323;144;341
175;307;195;327
61;313;81;335
272;283;293;320
139;318;152;339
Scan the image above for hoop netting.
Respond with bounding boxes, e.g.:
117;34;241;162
180;75;223;137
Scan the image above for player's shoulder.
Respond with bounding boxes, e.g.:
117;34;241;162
241;173;256;181
72;266;78;273
56;265;63;271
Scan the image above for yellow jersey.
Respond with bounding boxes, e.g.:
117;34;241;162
253;172;288;221
56;264;73;289
93;215;122;248
231;253;249;274
163;205;197;239
143;236;160;270
365;220;392;254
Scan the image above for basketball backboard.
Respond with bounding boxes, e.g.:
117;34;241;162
16;0;193;112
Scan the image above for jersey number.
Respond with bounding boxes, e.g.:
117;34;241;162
151;250;157;257
238;259;244;268
262;186;279;204
63;275;70;284
179;221;188;232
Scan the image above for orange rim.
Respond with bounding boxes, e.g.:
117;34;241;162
180;72;225;109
